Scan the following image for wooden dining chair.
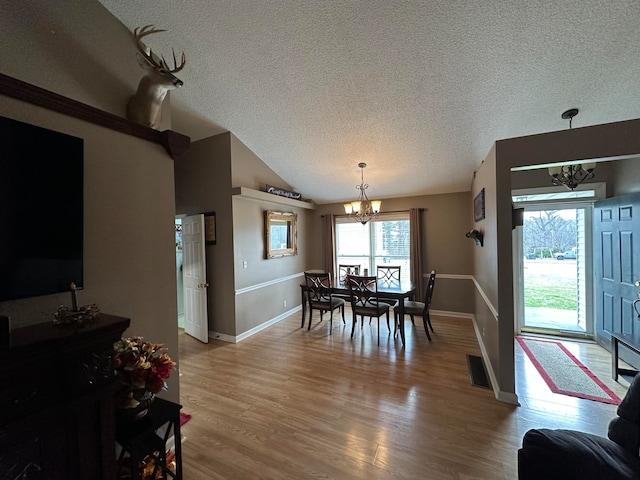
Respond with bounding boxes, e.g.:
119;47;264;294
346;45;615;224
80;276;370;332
336;264;361;301
338;264;360;285
394;270;436;341
304;271;345;334
376;265;401;288
374;265;400;316
345;274;391;344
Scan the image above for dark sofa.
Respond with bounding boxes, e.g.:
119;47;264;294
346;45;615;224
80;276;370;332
518;373;640;479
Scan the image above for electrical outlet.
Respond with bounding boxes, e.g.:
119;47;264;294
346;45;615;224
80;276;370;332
283;300;287;307
243;261;247;269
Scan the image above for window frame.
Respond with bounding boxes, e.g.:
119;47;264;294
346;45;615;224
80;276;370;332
335;212;411;281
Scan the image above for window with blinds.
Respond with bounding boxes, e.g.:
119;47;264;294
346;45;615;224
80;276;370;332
335;213;411;283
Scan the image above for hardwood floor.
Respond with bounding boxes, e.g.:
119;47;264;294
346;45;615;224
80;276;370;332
177;309;629;479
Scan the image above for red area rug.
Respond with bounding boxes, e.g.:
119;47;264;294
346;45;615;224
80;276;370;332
180;412;192;426
517;336;622;405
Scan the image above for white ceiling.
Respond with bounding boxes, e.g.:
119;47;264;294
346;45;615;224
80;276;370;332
98;1;640;205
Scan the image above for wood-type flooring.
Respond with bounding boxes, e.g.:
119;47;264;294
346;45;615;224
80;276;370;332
177;308;629;479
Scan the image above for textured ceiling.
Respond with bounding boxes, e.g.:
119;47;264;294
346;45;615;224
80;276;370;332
98;1;640;204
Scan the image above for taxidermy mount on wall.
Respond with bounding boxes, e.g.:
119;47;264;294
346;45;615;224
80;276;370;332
126;25;186;129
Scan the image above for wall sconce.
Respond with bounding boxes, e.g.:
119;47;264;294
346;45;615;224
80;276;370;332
512;207;524;230
466;229;483;247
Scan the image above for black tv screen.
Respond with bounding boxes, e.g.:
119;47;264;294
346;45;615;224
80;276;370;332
0;116;83;301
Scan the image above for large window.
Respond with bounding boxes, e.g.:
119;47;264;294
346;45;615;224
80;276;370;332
335;213;410;283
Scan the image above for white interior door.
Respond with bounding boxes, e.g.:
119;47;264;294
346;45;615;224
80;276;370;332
182;214;209;343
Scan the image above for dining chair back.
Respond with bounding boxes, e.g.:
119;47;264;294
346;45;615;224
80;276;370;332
338;264;360;286
377;265;401;288
394;270;436;341
345;274;391;344
304;271;345;334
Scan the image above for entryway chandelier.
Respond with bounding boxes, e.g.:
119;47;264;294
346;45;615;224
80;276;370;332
548;109;596;190
343;162;381;225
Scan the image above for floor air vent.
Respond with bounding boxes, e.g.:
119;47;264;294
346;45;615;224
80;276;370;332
466;354;490;389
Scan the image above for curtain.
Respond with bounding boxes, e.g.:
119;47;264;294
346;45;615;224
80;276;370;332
323;214;336;276
410;208;424;300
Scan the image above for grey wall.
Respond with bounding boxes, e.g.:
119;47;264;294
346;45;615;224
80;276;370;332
0;0;181;402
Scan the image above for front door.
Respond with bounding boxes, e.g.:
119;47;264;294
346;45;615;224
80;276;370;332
182;214;209;343
594;193;640;366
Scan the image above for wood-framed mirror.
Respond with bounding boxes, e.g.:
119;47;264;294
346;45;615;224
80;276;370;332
265;210;297;258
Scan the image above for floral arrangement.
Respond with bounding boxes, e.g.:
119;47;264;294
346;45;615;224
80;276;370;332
113;336;176;409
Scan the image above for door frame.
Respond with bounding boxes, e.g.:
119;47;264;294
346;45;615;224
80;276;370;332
180;214;210;343
594;192;640;364
512;184;605;337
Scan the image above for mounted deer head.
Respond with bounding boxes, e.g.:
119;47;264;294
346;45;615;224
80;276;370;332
126;25;186;129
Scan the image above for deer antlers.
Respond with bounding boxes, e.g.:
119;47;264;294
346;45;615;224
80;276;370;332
133;25;186;73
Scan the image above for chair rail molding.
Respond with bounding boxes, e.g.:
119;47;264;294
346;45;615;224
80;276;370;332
235;271;305;296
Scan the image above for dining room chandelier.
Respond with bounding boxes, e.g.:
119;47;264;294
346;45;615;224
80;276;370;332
343;162;381;225
548;109;596;190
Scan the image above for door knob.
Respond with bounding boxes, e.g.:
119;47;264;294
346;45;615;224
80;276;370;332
198;283;210;288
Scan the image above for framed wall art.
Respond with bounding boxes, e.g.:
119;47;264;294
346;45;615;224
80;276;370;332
474;188;485;222
265;210;297;258
204;211;216;245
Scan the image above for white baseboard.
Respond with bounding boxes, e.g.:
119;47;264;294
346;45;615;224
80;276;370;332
209;305;302;343
430;309;473;320
470;314;520;406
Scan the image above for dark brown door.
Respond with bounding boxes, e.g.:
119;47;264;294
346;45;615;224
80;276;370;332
594;193;640;366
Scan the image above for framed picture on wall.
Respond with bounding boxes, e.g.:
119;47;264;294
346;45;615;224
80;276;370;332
204;211;216;245
474;189;485;222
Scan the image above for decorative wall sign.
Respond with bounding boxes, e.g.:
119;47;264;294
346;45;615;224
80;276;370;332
474;188;485;222
265;184;302;200
204;212;216;245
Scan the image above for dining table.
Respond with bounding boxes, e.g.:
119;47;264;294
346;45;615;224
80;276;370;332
300;276;416;346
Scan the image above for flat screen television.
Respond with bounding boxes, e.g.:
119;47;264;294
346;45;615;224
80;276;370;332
0;116;83;301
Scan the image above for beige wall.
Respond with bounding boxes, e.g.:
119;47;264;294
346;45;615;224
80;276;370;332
314;192;476;314
233;197;311;335
175;133;236;336
175;131;315;338
231;134;294;191
177;131;478;340
610;157;640;197
469;145;519;402
0;0;181;402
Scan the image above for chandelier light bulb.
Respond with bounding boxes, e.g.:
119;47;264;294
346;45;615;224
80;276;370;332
343;163;382;224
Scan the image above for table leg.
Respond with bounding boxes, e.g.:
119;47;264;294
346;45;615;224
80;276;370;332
397;297;406;346
174;414;183;479
612;337;619;381
300;287;306;328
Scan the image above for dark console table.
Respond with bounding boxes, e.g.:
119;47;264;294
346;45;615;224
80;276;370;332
116;397;183;479
609;330;640;382
0;313;130;480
